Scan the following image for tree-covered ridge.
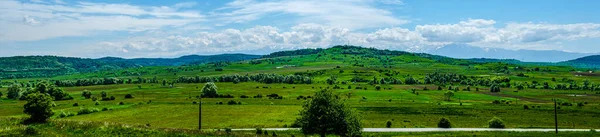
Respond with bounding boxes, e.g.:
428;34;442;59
0;54;260;79
0;56;138;79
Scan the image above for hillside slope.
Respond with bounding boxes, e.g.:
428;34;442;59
0;54;260;79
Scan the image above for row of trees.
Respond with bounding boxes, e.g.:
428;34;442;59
7;81;73;101
177;73;312;84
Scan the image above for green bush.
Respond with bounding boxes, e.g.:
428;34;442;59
125;94;134;99
256;128;263;135
73;103;79;107
227;100;237;105
523;104;529;110
386;120;392;128
437;117;452;128
488;117;505;128
23;93;55;123
294;89;361;137
77;108;100;115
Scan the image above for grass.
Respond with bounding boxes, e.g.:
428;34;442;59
1;46;600;136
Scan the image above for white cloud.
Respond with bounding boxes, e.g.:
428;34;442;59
0;0;204;41
92;18;600;57
214;0;408;29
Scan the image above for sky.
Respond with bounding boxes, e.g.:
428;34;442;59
1;0;600;58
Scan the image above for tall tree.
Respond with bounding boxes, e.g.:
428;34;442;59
201;82;218;98
294;89;362;137
23;93;55;123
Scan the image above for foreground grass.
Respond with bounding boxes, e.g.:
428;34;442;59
1;118;597;137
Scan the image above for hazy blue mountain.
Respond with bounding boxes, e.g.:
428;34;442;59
426;44;594;62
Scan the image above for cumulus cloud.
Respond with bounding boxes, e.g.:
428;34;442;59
214;0;408;29
92;18;600;57
0;0;203;41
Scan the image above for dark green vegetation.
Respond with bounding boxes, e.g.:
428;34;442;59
1;45;600;136
0;54;259;79
294;89;361;137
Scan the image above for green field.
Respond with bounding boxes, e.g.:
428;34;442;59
1;46;600;136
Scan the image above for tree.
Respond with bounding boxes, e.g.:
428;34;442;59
386;120;392;128
444;91;454;101
488;117;505;128
101;91;107;98
23;93;55;123
490;85;501;93
438;117;452;128
81;90;92;99
294;89;362;137
7;84;22;99
201;82;218;98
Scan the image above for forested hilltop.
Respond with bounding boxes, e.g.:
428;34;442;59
0;54;259;79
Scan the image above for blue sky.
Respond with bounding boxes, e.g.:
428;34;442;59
1;0;599;58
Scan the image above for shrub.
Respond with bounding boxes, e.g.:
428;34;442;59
110;96;116;100
95;101;100;105
7;84;22;100
256;128;263;135
386;120;392;128
92;97;98;101
102;107;109;111
81;90;92;99
438;117;452;128
375;85;381;90
272;131;277;136
488;117;505;128
58;111;69;118
225;128;232;134
24;126;38;135
577;102;585;107
125;94;134;99
523;104;529;110
201;82;219;98
227;100;237;105
240;95;249;98
77;108;100;115
492;100;500;104
119;102;124;105
294;89;361;137
23;93;55;123
73;103;79;107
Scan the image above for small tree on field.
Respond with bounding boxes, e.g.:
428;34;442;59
294;89;362;137
7;84;22;99
490;85;501;92
82;90;92;99
386;120;392;128
201;82;218;98
437;117;452;128
23;93;55;123
488;117;505;128
444;91;454;101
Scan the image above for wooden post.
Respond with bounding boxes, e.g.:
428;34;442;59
198;97;202;129
554;99;558;134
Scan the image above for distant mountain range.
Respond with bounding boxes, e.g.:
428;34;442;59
0;54;260;79
424;44;595;62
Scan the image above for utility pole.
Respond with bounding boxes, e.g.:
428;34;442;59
554;99;558;134
198;97;202;130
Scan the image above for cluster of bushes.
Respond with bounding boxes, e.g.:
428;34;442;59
267;93;283;99
492;100;512;104
176;73;312;84
6;81;73;101
77;108;100;115
227;100;242;105
201;94;234;98
296;95;312;100
57;111;76;118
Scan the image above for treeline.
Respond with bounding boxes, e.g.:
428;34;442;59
6;81;73;100
262;48;324;58
176;73;312;84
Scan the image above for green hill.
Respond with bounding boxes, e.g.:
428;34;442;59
0;54;260;79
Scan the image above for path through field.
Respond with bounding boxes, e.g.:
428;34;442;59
230;128;599;132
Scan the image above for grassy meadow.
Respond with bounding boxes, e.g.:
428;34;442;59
1;46;600;136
